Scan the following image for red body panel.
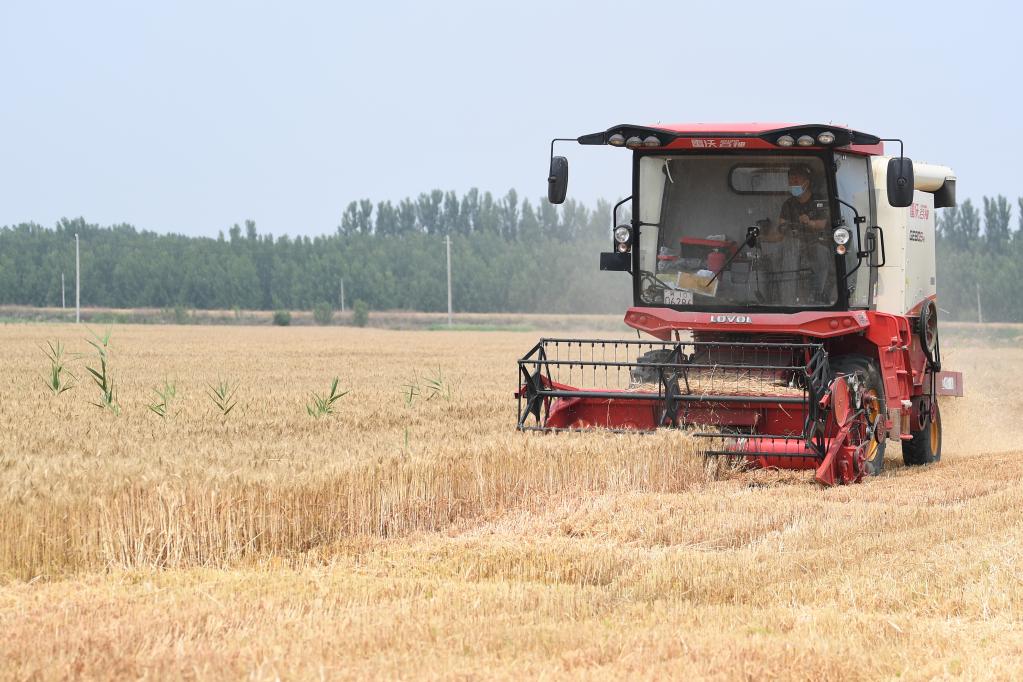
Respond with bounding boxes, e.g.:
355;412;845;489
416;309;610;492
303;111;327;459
624;307;872;341
622;306;936;411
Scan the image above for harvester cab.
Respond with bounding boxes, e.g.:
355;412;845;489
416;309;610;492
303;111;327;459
517;123;963;485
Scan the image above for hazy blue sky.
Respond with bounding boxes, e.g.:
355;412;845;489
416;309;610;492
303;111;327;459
1;0;1019;237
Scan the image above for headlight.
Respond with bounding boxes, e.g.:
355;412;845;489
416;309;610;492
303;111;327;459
625;136;643;149
614;226;631;243
642;135;661;148
833;227;851;245
817;131;836;145
776;135;795;147
608;133;626;147
796;135;815;146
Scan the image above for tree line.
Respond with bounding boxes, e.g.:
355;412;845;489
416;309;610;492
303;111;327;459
0;191;631;315
935;196;1023;322
2;191;1021;321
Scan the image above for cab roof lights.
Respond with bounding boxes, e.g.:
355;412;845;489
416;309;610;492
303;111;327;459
575;123;882;150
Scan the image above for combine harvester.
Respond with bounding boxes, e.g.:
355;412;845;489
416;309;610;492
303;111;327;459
517;123;963;485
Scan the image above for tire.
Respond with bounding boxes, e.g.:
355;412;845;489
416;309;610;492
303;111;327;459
631;349;674;385
903;400;942;466
830;354;886;476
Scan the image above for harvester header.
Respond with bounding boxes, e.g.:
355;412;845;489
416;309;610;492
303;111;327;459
518;121;962;486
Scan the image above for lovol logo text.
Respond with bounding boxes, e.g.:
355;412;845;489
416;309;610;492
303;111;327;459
709;314;753;324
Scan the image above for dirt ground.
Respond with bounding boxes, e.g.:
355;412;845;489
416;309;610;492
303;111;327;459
1;323;1021;680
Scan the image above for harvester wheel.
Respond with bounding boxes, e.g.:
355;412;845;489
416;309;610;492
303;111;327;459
631;349;674;385
830;355;886;476
903;400;942;466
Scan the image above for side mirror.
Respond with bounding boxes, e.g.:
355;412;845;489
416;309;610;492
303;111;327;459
600;252;630;272
548;156;568;204
887;157;915;208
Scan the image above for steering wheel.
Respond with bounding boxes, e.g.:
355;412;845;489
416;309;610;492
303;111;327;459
640;270;670;301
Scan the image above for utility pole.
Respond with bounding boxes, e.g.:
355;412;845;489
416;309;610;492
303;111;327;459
340;279;345;313
75;233;81;324
446;234;452;327
61;273;66;309
976;281;983;324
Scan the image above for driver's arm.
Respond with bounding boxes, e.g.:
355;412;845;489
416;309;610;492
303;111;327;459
798;214;828;232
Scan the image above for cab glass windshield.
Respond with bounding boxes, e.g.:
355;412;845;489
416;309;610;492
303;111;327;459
637;154;837;308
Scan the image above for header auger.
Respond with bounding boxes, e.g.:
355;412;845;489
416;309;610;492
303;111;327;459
516;122;963;486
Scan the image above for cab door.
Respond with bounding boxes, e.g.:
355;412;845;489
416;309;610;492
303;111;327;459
834;153;876;308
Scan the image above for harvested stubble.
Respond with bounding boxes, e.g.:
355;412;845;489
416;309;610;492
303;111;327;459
2;324;1023;680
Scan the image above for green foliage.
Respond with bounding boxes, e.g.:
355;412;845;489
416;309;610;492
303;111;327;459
272;309;291;326
0;197;629;317
206;378;238;417
173;305;191;325
41;339;76;395
312;302;334;326
147;379;177;419
402;367;451;406
935;196;1023;321
352;300;369;327
422;367;451;401
84;328;119;414
306;377;349;418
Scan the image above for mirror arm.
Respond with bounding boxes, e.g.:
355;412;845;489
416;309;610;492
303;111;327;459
550;137;577;161
879;138;904;159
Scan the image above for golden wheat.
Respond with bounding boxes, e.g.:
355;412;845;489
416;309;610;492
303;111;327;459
1;322;1021;680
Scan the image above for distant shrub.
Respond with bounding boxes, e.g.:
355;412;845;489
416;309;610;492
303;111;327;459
272;310;291;326
173;305;190;325
313;302;334;326
353;300;369;328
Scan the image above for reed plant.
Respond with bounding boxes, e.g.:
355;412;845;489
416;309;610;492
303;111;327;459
147;379;177;419
207;377;239;416
40;339;76;395
306;377;348;418
84;329;119;414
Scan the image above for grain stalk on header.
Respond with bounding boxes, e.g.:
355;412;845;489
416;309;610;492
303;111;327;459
41;339;76;395
84;329;119;414
207;378;239;417
306;377;349;418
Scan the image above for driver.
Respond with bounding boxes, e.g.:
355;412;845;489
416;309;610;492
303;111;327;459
760;165;832;303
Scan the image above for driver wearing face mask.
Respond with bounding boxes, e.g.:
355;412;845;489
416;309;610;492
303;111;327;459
777;164;828;235
758;164;834;304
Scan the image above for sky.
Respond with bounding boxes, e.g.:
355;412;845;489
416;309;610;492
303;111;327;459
1;0;1020;238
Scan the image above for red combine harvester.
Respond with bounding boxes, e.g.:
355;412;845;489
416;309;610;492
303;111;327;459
517;123;963;485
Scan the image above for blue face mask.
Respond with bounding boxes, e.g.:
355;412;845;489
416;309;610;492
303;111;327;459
788;185;805;197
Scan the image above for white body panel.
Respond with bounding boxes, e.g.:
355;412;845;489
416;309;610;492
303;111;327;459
871;157;937;315
912;161;956;193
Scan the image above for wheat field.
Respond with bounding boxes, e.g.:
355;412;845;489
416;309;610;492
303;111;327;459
1;323;1022;680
